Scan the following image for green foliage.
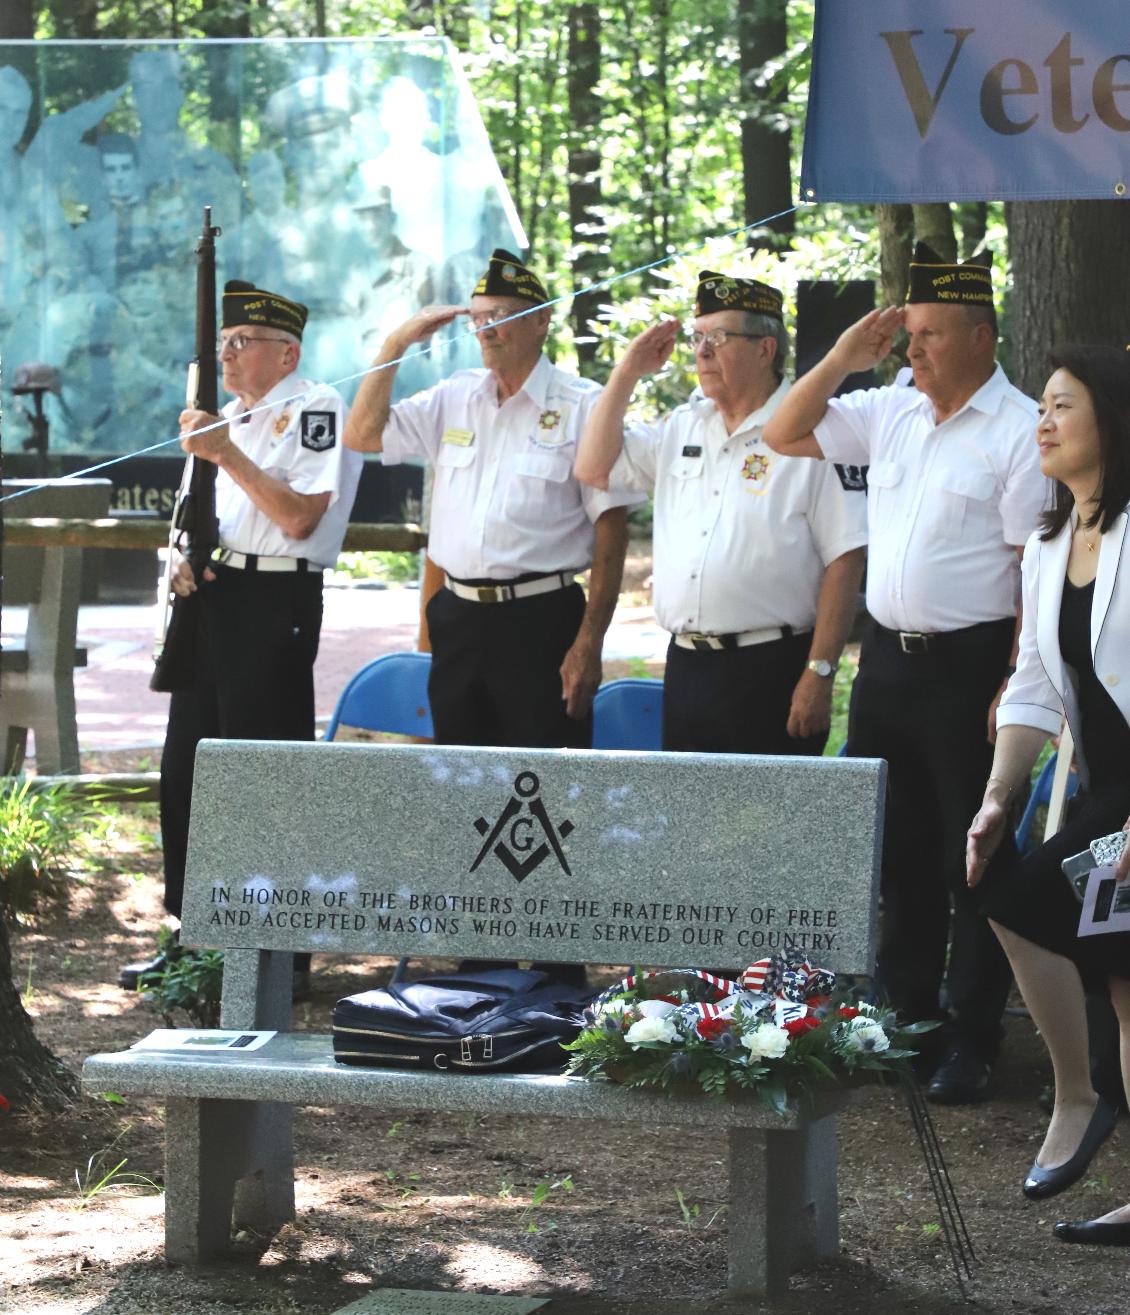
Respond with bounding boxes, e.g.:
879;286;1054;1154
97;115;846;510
73;1127;163;1208
0;778;108;923
140;932;224;1028
332;550;421;584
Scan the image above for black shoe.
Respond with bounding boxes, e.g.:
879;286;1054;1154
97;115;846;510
925;1044;992;1105
1053;1217;1130;1246
118;951;168;991
1023;1098;1118;1200
119;930;180;990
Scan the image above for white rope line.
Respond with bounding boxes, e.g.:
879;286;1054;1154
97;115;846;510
0;203;803;507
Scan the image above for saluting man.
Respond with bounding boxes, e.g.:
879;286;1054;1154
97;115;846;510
575;272;867;755
764;243;1049;1102
120;280;362;994
345;248;641;748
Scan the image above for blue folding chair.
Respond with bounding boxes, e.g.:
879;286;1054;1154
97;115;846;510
324;651;434;741
592;677;664;750
1015;751;1078;852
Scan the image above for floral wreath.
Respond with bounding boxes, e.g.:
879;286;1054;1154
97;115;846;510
564;951;934;1110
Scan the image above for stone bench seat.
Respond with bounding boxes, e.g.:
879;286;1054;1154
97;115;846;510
1;646;87;674
83;740;884;1298
84;1029;842;1127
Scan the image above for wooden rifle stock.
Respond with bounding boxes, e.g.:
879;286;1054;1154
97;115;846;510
151;207;222;694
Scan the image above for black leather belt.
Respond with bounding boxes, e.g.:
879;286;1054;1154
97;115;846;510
872;617;1013;655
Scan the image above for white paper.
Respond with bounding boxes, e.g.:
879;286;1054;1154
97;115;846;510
1077;867;1130;938
130;1029;276;1052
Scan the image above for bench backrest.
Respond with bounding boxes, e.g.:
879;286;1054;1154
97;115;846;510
182;741;885;982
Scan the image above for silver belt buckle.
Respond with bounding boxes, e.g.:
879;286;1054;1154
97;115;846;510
899;631;929;655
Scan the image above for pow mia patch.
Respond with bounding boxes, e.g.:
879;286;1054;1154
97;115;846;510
301;411;336;452
834;463;869;492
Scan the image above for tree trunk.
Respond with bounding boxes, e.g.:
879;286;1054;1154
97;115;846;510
956;202;988;259
737;0;793;250
911;202;956;260
0;0;36;38
0;917;78;1111
1006;201;1130;398
566;2;603;375
44;0;96;37
876;203;913;308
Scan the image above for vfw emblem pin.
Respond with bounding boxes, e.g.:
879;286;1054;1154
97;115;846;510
470;771;574;882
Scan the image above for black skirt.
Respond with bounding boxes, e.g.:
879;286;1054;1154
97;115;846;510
979;782;1130;987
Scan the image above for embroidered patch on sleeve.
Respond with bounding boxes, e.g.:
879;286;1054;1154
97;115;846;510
834;463;868;491
301;411;337;452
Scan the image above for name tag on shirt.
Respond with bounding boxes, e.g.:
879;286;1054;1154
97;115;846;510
681;445;703;458
442;427;474;447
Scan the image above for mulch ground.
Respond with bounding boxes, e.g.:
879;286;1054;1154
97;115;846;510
2;818;1127;1315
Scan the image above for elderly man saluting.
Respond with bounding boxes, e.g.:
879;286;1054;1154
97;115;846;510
345;248;640;748
763;243;1048;1103
574;272;867;755
120;280;361;994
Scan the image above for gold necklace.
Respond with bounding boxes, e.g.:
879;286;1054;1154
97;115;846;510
1075;525;1098;553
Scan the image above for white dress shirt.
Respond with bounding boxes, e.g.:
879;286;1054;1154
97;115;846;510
814;365;1048;632
382;355;640;579
609;380;868;634
217;371;361;568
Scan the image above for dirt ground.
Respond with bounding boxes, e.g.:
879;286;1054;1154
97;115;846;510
2;810;1128;1315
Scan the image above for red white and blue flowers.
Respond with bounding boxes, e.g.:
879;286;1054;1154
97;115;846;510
563;952;933;1111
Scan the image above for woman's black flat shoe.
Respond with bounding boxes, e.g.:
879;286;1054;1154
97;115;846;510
1023;1097;1118;1200
1054;1218;1130;1246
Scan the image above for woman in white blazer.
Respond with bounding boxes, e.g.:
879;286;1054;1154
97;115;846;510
967;344;1130;1246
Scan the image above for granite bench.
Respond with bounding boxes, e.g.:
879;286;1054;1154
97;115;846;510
84;740;885;1297
1;478;111;774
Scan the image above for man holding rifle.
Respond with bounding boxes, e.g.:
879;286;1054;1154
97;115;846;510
119;280;361;994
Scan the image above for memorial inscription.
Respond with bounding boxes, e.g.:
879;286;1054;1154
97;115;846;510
182;741;883;974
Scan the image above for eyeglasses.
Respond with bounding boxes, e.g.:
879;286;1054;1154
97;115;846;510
217;334;291;357
687;328;763;350
470;309;515;330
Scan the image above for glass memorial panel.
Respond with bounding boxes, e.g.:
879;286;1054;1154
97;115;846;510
0;38;524;455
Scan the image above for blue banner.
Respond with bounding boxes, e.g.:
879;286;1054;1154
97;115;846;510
801;0;1130;202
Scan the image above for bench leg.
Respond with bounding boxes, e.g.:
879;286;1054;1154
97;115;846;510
726;1115;839;1295
165;1097;295;1263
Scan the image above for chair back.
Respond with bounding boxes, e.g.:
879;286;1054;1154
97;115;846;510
592;677;664;750
324;651;433;741
1015;751;1079;852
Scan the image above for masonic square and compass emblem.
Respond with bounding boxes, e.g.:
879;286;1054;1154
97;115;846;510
470;771;575;882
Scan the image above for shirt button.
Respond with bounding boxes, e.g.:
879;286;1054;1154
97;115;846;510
701;530;708;536
713;490;720;496
1106;674;1120;687
690;572;697;579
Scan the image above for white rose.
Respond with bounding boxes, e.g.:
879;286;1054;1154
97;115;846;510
595;998;629;1018
741;1023;790;1061
841;1018;890;1053
635;999;677;1018
625;1014;679;1045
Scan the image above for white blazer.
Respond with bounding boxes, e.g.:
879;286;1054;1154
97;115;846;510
998;509;1130;787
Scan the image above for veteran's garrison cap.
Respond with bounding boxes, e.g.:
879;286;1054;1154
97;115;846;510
222;280;308;340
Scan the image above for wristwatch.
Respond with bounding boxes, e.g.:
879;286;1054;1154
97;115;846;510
806;659;837;678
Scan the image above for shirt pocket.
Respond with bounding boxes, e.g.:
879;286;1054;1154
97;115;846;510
437;442;477;470
503;449;575;532
865;459;902;518
669;455;705;481
931;468;996;538
512;450;572;483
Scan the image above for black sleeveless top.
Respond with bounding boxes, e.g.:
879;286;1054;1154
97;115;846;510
1058;577;1130;791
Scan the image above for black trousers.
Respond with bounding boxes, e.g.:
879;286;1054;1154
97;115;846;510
425;583;591;748
662;631;827;756
160;566;323;920
848;616;1016;1057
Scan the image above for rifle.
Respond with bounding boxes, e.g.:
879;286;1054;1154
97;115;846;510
150;206;222;694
